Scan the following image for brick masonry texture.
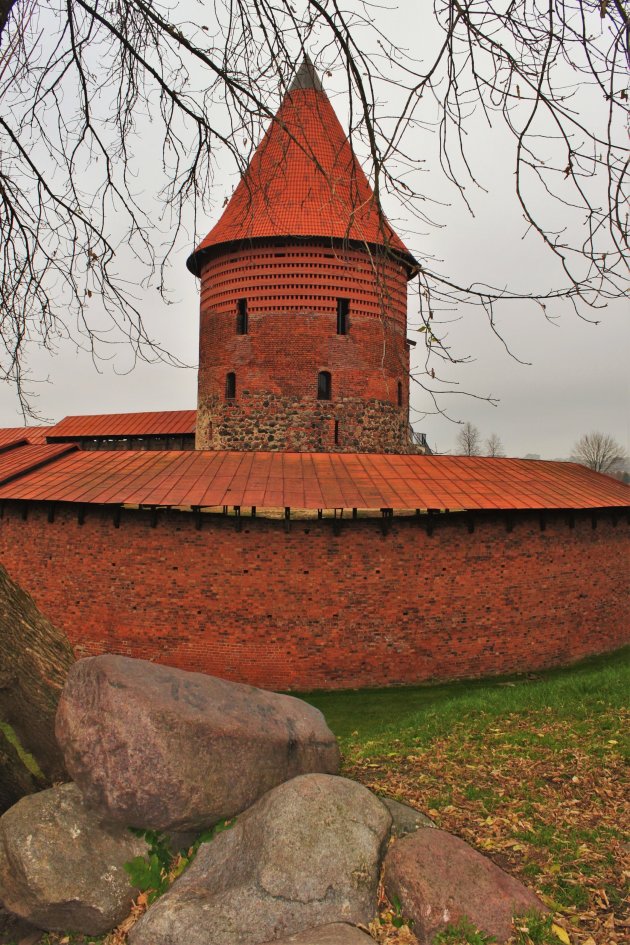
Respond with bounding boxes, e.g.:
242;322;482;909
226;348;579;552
1;503;627;690
195;242;411;452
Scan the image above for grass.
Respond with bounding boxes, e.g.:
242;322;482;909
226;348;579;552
298;648;629;758
299;648;629;945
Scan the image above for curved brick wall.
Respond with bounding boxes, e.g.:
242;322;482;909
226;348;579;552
196;241;411;451
1;504;627;690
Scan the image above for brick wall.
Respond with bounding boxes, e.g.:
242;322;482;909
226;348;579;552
1;503;627;690
196;242;411;451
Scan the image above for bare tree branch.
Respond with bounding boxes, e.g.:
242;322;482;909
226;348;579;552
0;0;627;415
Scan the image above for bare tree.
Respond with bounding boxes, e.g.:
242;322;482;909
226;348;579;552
485;433;505;458
0;1;628;415
456;421;482;456
571;432;627;474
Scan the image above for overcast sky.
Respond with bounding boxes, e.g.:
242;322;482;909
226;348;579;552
1;1;627;460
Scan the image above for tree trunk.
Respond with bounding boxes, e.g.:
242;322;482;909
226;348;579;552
0;563;75;812
0;0;18;42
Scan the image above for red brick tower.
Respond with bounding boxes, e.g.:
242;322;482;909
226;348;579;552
188;58;417;452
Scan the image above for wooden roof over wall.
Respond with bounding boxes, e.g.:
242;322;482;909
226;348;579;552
0;446;628;512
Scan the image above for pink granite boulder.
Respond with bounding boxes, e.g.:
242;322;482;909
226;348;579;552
384;828;547;943
55;655;340;831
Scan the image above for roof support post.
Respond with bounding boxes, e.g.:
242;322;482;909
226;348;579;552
77;505;85;526
251;506;257;518
380;508;393;535
150;507;158;528
112;507;121;529
284;507;291;533
193;506;202;531
333;509;343;536
234;506;241;532
426;510;434;537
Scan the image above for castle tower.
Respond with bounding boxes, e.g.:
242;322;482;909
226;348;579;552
188;58;417;452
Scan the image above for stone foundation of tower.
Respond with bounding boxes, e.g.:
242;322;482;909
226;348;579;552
196;392;412;452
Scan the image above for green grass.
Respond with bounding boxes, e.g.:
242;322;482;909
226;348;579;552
298;647;630;757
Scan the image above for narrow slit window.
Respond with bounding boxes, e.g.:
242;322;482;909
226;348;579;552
397;381;403;407
236;298;248;335
225;372;236;399
317;371;332;401
336;298;349;335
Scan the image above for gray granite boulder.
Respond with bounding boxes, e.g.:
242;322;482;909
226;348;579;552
0;783;146;935
261;925;374;944
129;773;392;945
380;797;435;838
56;655;340;831
384;827;547;944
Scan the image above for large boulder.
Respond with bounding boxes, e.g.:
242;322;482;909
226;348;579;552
261;925;374;944
129;773;392;945
56;655;340;831
0;783;147;935
384;828;547;944
380;797;435;839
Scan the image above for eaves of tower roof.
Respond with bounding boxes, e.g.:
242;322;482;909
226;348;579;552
188;59;416;275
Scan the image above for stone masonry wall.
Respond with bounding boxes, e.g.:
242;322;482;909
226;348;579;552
0;503;627;690
197;394;412;452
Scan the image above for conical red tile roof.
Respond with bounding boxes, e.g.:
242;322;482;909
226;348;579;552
187;59;415;275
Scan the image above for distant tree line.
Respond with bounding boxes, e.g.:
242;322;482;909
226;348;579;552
453;425;628;481
455;423;505;458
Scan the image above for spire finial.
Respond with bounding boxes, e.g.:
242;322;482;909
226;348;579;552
289;55;324;93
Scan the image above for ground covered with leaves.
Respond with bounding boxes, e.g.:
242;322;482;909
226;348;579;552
15;651;630;945
307;650;629;945
349;711;628;945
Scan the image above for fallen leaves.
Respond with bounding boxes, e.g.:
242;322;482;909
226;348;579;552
346;707;629;945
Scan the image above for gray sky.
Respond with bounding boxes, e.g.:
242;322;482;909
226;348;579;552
1;1;627;460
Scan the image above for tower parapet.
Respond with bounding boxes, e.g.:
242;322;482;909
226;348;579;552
188;58;417;452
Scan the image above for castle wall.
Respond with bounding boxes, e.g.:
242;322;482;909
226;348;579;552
196;243;411;451
1;503;627;690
